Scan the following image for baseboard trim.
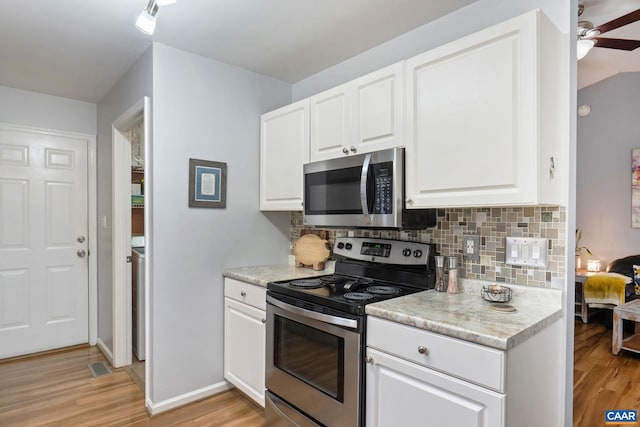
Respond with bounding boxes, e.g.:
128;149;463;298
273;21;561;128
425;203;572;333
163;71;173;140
145;380;234;416
95;338;114;366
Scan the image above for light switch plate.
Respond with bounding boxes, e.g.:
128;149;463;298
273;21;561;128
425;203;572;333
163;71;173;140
462;234;480;262
505;237;548;268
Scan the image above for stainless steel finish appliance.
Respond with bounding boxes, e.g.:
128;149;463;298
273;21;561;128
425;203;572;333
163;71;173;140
266;237;435;427
131;236;145;361
303;147;436;229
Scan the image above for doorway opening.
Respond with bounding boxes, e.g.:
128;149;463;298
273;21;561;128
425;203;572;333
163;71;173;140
111;97;151;397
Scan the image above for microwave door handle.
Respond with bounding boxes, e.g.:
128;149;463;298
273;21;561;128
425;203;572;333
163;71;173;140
360;153;372;215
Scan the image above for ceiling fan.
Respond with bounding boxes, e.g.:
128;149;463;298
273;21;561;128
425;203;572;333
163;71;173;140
577;4;640;60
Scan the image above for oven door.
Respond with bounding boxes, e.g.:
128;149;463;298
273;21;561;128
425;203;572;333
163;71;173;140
266;295;362;427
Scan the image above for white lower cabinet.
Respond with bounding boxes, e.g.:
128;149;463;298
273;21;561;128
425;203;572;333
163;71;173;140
366;348;504;427
366;317;504;427
366;316;563;427
223;278;266;407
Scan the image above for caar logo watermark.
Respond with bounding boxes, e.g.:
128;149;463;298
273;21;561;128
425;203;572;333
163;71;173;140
606;410;638;424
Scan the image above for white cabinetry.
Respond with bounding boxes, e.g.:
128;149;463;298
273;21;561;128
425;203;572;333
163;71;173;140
310;62;404;162
405;10;564;208
223;278;267;407
260;99;309;211
366;317;504;427
366;316;562;427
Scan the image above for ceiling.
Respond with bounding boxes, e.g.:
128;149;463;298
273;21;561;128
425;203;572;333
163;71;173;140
0;0;478;103
578;0;640;89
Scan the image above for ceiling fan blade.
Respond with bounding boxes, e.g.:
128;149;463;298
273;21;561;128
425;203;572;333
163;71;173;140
595;8;640;34
594;37;640;51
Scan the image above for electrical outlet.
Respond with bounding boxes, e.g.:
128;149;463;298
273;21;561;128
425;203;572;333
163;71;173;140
462;234;480;261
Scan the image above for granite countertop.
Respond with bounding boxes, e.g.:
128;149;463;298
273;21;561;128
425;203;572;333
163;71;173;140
223;263;335;287
366;280;562;351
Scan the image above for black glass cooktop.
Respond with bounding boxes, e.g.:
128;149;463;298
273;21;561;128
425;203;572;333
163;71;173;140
267;274;424;316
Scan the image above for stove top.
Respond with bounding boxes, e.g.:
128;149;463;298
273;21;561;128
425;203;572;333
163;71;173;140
268;237;436;316
268;273;428;316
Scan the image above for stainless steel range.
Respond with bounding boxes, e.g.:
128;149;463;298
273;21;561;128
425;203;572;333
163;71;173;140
265;237;435;427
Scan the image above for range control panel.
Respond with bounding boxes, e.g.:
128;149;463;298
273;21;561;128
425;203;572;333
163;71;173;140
333;237;430;265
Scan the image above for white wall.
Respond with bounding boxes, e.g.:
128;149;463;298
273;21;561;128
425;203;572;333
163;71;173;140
0;85;96;134
291;1;574;425
96;47;153;352
149;43;291;405
577;72;640;266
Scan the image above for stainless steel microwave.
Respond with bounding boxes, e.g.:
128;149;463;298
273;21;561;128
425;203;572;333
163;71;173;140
303;147;436;229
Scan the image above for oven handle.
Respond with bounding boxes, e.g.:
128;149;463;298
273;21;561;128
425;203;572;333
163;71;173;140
267;295;358;330
360;153;372;216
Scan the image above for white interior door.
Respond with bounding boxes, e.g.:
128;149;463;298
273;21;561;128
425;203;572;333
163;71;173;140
0;127;89;359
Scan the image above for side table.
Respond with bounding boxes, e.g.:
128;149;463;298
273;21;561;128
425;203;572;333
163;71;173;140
613;299;640;355
575;270;599;323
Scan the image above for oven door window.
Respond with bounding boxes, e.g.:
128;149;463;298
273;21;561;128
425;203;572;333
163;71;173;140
273;315;344;401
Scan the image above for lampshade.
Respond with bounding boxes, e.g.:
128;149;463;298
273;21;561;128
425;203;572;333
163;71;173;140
587;259;601;272
577;39;595;60
135;10;156;35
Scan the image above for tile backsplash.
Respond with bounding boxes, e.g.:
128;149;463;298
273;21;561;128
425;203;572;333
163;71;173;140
291;206;566;288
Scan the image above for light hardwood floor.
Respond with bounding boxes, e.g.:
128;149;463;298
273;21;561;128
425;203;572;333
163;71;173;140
2;319;636;426
574;316;640;427
0;346;264;426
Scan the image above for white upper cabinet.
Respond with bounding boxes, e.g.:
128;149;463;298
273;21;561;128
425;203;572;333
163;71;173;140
260;99;309;211
310;62;404;162
405;10;564;208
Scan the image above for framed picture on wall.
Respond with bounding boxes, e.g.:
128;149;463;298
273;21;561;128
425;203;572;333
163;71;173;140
632;149;640;227
188;158;227;208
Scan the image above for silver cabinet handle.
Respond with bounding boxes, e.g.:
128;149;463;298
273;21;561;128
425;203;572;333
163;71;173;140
240;291;246;297
350;146;357;153
418;346;429;355
262;318;266;324
77;249;86;258
365;356;374;364
342;147;349;155
406;197;413;205
77;236;85;243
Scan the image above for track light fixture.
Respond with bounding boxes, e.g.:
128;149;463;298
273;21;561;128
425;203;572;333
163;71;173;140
136;0;177;36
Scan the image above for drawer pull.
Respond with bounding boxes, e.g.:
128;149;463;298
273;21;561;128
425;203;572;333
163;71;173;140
240;291;247;297
365;356;374;364
417;346;429;355
262;318;266;324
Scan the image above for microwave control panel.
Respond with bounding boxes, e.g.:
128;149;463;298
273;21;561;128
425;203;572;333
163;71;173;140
373;171;392;214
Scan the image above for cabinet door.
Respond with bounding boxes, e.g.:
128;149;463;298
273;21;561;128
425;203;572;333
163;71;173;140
405;12;538;208
366;348;504;427
310;83;351;161
260;99;309;211
352;62;404;155
224;297;266;407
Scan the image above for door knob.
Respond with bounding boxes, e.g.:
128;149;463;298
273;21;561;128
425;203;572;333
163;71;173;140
77;250;86;258
77;236;85;243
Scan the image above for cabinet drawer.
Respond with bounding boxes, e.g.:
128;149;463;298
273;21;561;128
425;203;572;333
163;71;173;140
224;278;267;311
367;317;505;392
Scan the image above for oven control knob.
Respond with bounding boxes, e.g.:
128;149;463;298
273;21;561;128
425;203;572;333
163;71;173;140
402;248;412;257
413;249;423;258
345;243;353;250
337;242;345;249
